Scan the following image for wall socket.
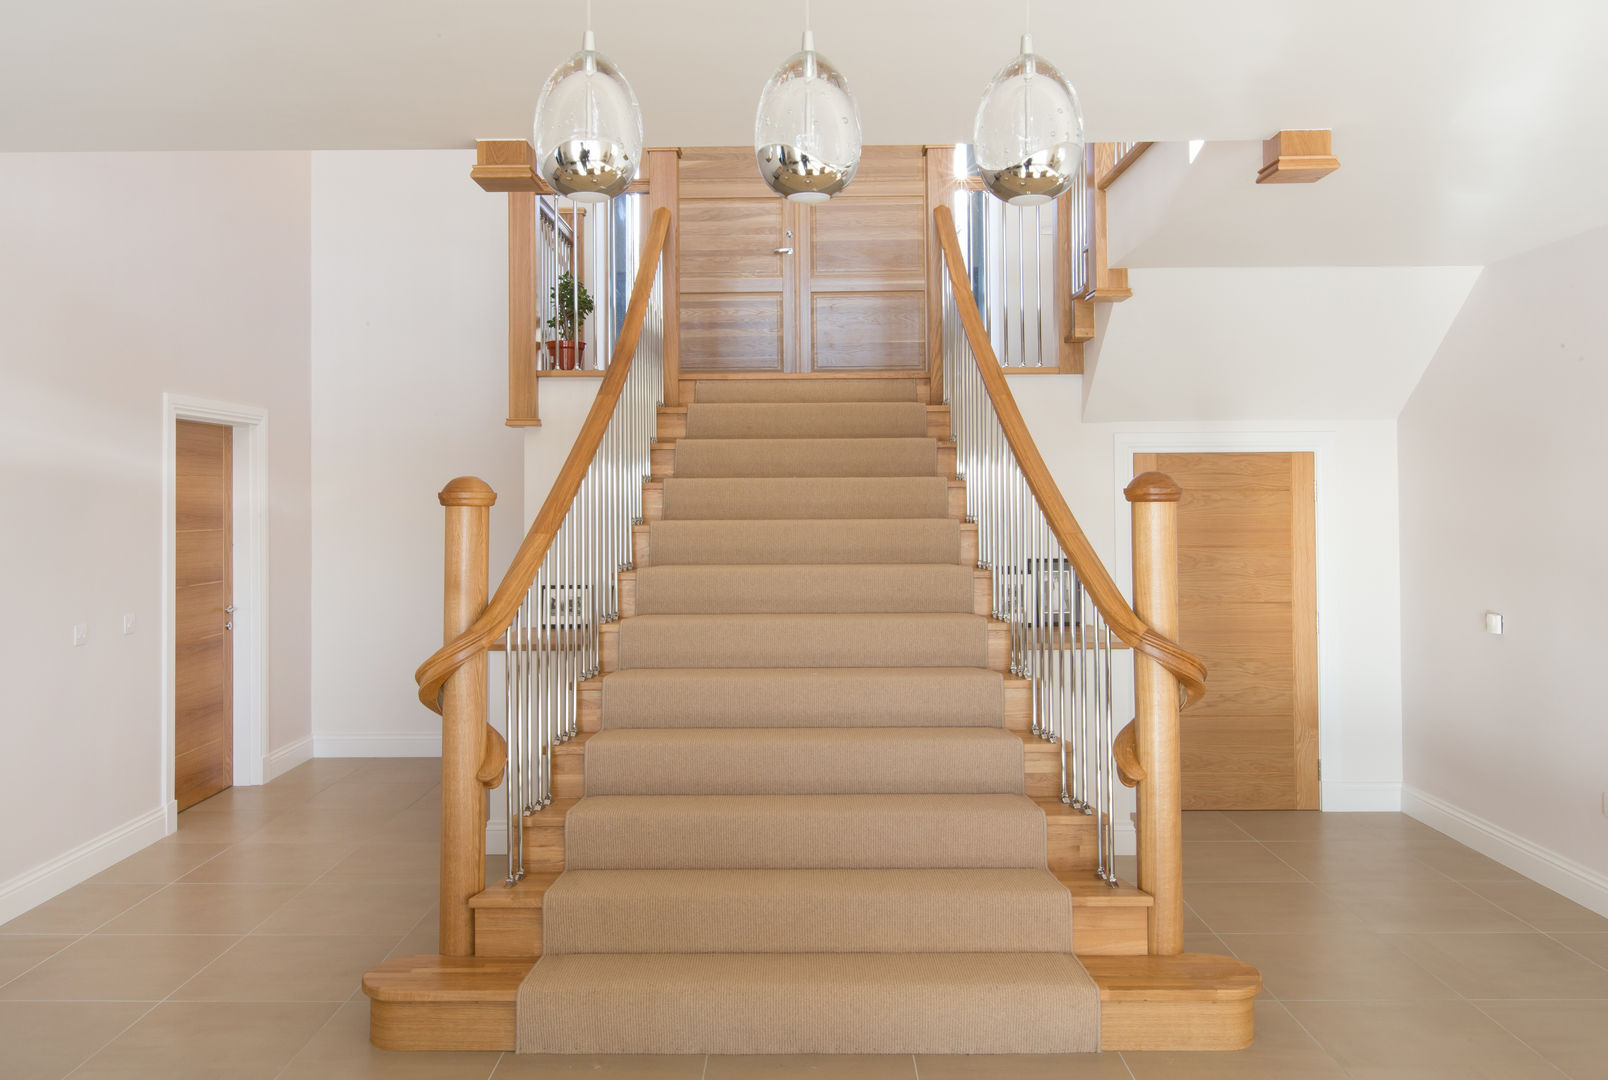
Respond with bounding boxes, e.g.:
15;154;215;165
122;613;136;636
72;623;88;647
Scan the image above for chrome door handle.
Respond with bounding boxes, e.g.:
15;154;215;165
225;621;233;631
224;605;236;614
774;247;793;255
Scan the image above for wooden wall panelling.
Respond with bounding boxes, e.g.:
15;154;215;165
645;148;682;404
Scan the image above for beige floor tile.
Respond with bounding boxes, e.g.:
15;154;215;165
88;842;229;883
1476;998;1608;1080
1120;1000;1346;1078
280;758;369;785
1386;931;1608;998
100;882;305;934
371;808;443;844
0;882;160;934
171;933;397;1002
1554;932;1608;969
307;780;440;814
1320;875;1530;934
1181;811;1255;843
1286;999;1561;1078
914;1052;1133;1078
1467;879;1608;932
1219;931;1456;1001
254;879;438;936
1408;841;1527;882
281;998;503;1079
387;908;440;960
244;805;399;845
1259;839;1457;884
1183;842;1305;882
169;810;273;843
1180;901;1210;934
184;783;326;814
71;1000;336;1079
0;933;77;986
705;1055;916;1079
0;933;235;1001
1223;811;1435;846
179;841;356;884
320;841;445;883
0;1001;152;1080
1184;883;1367;934
497;1053;708;1077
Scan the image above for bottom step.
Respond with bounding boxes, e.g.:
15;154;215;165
365;952;1260;1053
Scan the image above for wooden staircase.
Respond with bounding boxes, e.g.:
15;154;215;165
366;372;1259;1053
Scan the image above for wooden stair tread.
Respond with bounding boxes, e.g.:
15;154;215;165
1083;953;1261;1002
468;873;559;909
363;954;533;1003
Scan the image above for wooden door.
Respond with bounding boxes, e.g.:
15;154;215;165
678;147;798;374
1135;452;1318;810
175;420;233;810
676;146;928;373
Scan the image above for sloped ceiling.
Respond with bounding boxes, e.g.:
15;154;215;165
4;1;1607;263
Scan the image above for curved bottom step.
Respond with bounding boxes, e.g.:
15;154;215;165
364;952;1260;1053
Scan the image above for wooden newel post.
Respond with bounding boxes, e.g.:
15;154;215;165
438;477;497;957
1125;471;1184;956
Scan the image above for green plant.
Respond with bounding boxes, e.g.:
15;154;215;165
546;271;595;340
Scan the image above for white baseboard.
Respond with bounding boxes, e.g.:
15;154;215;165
1323;781;1403;811
312;733;442;758
0;805;171;925
485;820;508;857
264;735;313;782
1403;786;1608;919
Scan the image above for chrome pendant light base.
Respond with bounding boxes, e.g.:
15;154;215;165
753;26;862;202
973;33;1085;206
534;28;643;203
756;143;857;202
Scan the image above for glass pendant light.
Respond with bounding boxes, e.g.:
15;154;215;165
533;3;643;203
973;11;1084;206
754;2;862;203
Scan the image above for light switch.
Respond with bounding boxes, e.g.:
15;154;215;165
72;623;89;647
1485;611;1504;635
122;613;136;636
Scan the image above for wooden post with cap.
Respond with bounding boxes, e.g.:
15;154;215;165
437;476;496;956
1126;470;1185;955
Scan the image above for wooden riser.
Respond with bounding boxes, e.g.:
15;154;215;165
641;477;969;523
631;520;980;569
577;673;1033;734
651;440;959;481
656;404;952;442
679;375;932;406
364;952;1258;1052
594;616;1011;675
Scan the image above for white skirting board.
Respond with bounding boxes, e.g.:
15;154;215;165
0;804;172;926
312;733;442;758
1322;781;1403;812
264;735;314;781
1404;786;1608;919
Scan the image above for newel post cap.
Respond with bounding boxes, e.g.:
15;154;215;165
1124;471;1182;504
438;477;498;508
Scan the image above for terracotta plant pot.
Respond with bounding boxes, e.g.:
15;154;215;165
544;340;587;371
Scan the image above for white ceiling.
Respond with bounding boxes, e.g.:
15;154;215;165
4;1;1607;263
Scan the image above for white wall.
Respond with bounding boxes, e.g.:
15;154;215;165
0;152;313;918
1399;224;1608;907
1009;375;1406;810
309;150;521;757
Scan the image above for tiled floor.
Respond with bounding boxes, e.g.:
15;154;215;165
3;759;1606;1078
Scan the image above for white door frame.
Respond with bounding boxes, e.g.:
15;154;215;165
161;394;270;827
1111;431;1339;809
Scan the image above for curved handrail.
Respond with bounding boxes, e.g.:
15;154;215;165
932;204;1206;711
414;206;672;714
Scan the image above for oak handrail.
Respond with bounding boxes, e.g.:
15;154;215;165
414;207;673;713
932;204;1206;711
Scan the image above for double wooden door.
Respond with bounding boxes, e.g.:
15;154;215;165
677;146;929;374
175;420;234;810
1135;452;1319;810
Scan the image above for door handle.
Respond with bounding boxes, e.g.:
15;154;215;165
773;247;793;255
224;605;236;614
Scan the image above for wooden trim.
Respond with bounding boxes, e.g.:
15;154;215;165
931;205;1206;708
647;148;682;405
507;193;539;424
472;138;669;194
1098;141;1154;190
1053;189;1084;373
1291;452;1320;809
923;145;963;400
416;209;673;714
1256;130;1340;184
1084;143;1133;302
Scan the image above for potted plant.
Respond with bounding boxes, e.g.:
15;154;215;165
545;271;594;370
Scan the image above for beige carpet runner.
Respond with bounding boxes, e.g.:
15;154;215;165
516;377;1100;1054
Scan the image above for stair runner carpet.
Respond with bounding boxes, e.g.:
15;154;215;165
515;378;1101;1054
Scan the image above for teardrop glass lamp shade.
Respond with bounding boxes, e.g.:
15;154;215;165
754;31;862;203
973;34;1085;206
534;30;643;204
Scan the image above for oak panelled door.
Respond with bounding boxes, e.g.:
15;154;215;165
1135;452;1319;810
677;146;928;373
174;420;234;810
